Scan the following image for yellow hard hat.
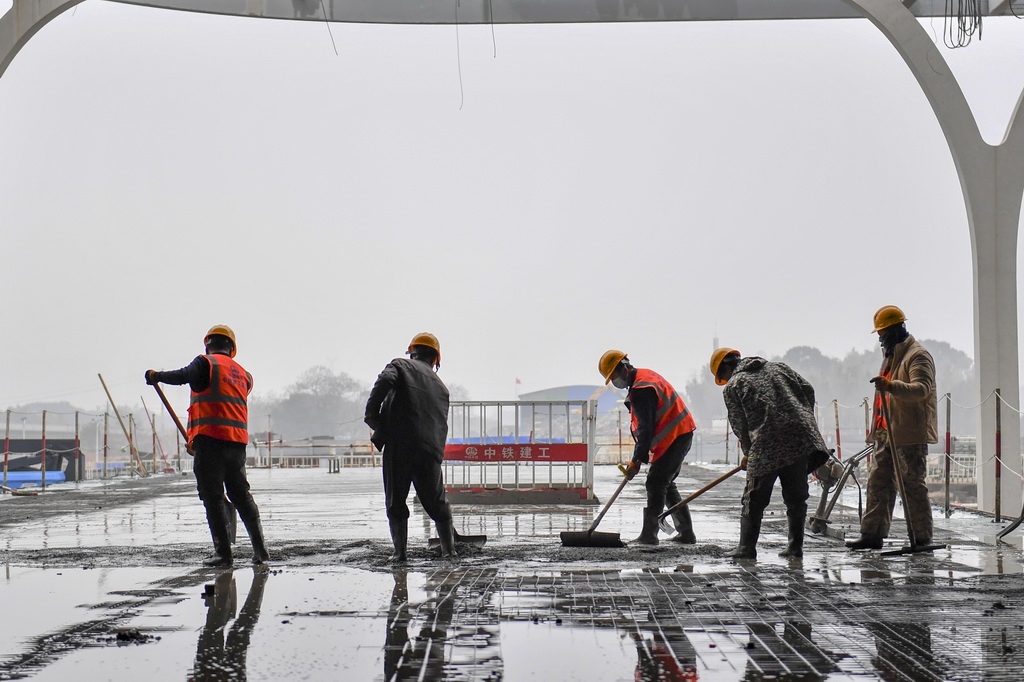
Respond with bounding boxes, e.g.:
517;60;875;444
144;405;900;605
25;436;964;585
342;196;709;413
409;332;441;368
872;305;907;333
204;324;237;357
710;347;740;386
598;349;627;385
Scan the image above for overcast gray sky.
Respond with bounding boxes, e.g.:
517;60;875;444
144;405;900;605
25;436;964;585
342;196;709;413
2;2;1024;413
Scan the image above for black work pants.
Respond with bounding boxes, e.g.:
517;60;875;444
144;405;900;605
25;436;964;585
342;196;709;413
382;447;452;525
740;456;809;523
645;432;693;514
192;435;262;550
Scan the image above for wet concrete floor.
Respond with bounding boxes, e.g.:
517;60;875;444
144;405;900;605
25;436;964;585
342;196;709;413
2;464;1024;680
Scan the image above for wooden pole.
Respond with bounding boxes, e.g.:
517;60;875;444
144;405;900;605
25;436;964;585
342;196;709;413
41;410;47;490
97;374;148;477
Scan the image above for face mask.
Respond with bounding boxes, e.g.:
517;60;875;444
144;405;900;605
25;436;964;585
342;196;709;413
611;376;629;389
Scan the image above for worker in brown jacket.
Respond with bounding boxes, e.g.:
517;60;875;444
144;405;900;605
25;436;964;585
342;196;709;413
847;306;938;550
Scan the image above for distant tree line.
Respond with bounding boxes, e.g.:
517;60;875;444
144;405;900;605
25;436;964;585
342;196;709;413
683;341;978;436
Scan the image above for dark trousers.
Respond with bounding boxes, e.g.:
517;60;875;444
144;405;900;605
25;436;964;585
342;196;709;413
645;432;693;514
740;457;809;523
383;448;452;525
192;435;262;550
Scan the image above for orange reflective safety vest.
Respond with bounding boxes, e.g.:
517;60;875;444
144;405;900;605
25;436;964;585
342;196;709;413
187;354;253;445
873;368;892;432
629;368;697;462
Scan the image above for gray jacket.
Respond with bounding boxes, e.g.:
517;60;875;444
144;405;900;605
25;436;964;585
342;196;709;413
723;357;829;477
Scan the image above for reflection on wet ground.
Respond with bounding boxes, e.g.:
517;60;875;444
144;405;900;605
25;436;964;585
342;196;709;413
2;465;1024;680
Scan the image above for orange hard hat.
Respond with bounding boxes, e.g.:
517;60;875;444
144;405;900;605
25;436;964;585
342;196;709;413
204;324;237;357
872;305;907;333
409;332;441;368
710;347;740;386
598;349;627;384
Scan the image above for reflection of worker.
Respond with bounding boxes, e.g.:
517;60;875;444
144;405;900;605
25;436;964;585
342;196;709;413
711;348;829;559
189;567;269;681
847;306;937;550
383;569;460;680
146;325;269;567
598;350;697;545
365;333;455;560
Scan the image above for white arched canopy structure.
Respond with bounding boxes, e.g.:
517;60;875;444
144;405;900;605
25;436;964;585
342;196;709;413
3;0;1023;514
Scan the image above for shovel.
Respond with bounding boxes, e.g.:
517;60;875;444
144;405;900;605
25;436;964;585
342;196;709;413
428;529;488;549
559;466;631;548
658;465;744;534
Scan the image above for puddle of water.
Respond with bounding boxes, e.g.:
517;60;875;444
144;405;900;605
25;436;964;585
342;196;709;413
499;620;636;681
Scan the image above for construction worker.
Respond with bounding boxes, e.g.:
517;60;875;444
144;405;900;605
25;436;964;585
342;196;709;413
847;306;937;550
145;325;269;567
598;350;697;545
365;332;456;561
711;348;829;559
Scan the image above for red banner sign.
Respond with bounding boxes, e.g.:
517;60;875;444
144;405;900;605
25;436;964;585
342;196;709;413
444;443;587;463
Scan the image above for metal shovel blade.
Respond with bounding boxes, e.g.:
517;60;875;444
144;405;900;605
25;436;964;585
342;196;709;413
428;531;487;548
559;530;626;548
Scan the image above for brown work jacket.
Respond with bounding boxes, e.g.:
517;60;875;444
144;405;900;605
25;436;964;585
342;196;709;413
870;334;938;446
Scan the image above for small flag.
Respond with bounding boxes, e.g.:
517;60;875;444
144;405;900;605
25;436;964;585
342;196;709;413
515;378;522;385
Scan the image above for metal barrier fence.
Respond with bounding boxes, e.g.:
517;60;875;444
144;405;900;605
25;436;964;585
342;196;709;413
250;440;378;469
2;409;186;491
443;400;597;504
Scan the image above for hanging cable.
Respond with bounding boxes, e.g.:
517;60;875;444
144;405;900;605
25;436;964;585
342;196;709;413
320;0;339;56
944;0;983;48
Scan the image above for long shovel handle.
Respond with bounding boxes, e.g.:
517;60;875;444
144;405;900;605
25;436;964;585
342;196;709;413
586;472;632;534
153;384;188;441
658;465;743;527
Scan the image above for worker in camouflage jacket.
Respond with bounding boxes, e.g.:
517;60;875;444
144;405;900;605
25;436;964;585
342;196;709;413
846;306;937;550
711;348;829;559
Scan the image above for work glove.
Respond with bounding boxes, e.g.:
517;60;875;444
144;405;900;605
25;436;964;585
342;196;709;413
870;376;893;393
145;370;159;385
622;460;641;480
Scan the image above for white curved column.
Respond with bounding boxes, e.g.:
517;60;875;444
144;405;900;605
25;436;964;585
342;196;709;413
846;0;1024;514
1;1;84;79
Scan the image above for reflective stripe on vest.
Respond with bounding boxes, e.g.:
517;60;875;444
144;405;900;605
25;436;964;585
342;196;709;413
630;368;697;462
187;354;251;444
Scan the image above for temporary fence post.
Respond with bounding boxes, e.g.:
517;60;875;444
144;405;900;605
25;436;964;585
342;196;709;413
129;414;136;479
944;393;952;518
151;410;157;473
74;411;80;484
267;415;273;469
3;410;9;488
833;399;843;460
103;412;109;479
41;410;47;490
995;388;1002;523
587;399;597;500
725;428;730;466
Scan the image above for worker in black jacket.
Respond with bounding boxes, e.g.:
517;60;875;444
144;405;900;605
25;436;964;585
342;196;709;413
365;332;455;561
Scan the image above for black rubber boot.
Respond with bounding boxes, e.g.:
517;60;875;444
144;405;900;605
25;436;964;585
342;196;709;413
389;518;409;562
727;516;760;559
203;499;233;567
670;505;697;544
435;520;457;558
845;534;883;550
633;508;660;546
779;513;805;557
246;518;270;565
